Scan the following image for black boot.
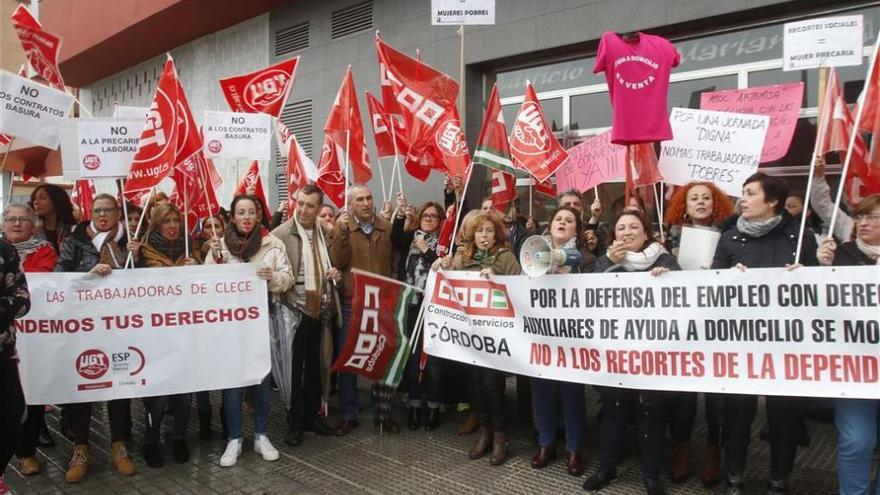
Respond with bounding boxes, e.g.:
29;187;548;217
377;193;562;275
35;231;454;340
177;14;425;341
198;410;212;441
725;473;745;495
644;478;665;495
408;406;422;430
143;443;164;468
303;416;335;436
59;405;73;441
38;419;55;447
767;477;789;494
424;407;440;431
173;439;189;464
582;467;617;491
286;421;304;447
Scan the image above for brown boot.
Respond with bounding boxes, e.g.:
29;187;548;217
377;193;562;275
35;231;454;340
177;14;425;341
457;411;479;436
65;444;88;483
468;425;493;459
110;441;136;476
700;445;723;487
19;456;42;475
488;429;508;466
669;441;690;483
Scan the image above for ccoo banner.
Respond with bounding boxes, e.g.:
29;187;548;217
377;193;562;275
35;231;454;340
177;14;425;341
423;267;880;399
76;119;142;178
15;264;271;404
203;110;272;160
0;70;73;148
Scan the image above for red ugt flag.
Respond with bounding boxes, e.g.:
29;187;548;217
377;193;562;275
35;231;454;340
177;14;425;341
509;83;568;182
70;180;95;221
170;152;220;228
219;57;299;117
325;66;371;183
234;161;272;221
10;5;65;90
332;269;417;387
430;105;470;179
316;136;347;208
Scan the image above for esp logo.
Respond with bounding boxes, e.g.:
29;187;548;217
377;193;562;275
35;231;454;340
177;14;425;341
431;277;515;318
76;349;109;380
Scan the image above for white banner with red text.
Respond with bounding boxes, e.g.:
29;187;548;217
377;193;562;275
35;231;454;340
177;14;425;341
423;267;880;399
15;264;270;404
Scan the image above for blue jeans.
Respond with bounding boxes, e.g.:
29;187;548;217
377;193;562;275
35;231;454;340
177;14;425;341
143;394;191;445
337;304;359;421
531;378;585;453
222;375;271;440
835;398;879;495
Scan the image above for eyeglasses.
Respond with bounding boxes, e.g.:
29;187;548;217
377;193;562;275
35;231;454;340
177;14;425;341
92;208;117;216
854;214;880;223
3;216;33;224
421;213;441;219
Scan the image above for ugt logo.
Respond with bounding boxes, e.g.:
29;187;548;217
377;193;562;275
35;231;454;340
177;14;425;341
431;277;515;318
76;349;110;380
245;69;289;108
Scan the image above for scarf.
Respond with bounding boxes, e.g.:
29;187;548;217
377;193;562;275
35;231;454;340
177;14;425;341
144;231;186;266
294;216;330;315
855;238;880;264
12;238;51;270
736;214;783;238
405;230;439;298
225;225;266;262
473;248;496;267
619;242;668;272
544;235;577;274
87;221;125;268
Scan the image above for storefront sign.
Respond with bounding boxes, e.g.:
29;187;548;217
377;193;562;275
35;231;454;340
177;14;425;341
784;15;863;70
431;0;494;25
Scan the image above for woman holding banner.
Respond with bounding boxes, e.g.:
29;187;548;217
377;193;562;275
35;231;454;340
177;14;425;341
205;195;293;468
662;181;734;486
135;203;198;468
30;184;76;252
391;194;445;431
434;211;521;466
816;193;880;495
2;204;53;478
583;210;679;495
529;206;593;476
54;193;136;483
711;173;818;495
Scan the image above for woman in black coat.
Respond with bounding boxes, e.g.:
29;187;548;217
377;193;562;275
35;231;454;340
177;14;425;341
711;173;818;495
583;210;679;495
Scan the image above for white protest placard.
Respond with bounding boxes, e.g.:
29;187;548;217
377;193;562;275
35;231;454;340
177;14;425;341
0;70;73;148
431;0;495;25
77;119;142;178
424;267;880;399
203;110;272;160
15;264;270;404
658;108;769;197
676;225;721;270
783;15;863;70
58;119;80;179
113;105;149;120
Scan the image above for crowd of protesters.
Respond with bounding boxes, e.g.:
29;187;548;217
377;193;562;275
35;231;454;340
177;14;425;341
0;164;877;495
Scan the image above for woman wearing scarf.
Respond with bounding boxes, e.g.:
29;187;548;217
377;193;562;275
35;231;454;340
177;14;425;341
2;204;54;478
133;203;197;468
54;194;135;483
662;181;734;486
30;184;76;252
391;194;445;431
434;211;521;466
529;206;594;477
816;194;880;495
583;210;679;495
205;195;293;467
711;173;818;495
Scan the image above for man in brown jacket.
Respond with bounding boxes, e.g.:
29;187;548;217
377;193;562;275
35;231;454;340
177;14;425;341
272;185;340;446
330;183;398;435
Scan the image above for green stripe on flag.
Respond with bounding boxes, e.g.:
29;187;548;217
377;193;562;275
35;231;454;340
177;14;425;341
490;289;507;309
474;147;517;174
383;287;416;387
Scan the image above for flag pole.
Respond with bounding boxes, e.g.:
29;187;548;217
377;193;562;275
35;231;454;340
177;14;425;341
830;31;880;238
125;187;155;269
118;179;132;239
458;25;466;127
529;179;534;218
184;174;190;259
377;156;388;204
448;165;474;253
344;129;351;210
386;155;397;201
654;182;664;242
795;65;828;264
389;116;404;196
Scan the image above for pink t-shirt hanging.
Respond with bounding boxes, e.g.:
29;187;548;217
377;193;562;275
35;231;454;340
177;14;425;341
593;32;680;144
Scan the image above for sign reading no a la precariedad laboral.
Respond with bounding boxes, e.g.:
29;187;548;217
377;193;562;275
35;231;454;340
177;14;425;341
783;15;863;71
203;110;272;160
0;70;73;148
77;119;142;178
432;0;494;25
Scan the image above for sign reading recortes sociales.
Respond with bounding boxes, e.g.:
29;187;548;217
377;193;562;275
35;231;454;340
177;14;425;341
783;15;863;71
202;111;272;160
423;268;880;399
76;119;142;178
658;107;769;197
15;265;271;404
0;70;73;148
431;0;495;25
219;57;299;117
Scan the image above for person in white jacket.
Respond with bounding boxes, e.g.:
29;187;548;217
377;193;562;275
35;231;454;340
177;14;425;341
809;156;854;242
205;195;293;467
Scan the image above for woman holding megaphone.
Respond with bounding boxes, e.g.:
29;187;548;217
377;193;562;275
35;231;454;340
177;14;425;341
583;210;680;495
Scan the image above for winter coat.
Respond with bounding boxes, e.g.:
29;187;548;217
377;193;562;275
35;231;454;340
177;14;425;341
711;214;819;269
330;215;395;303
593;250;681;273
204;233;293;294
452;248;522;276
831;241;877;267
54;222;127;273
391;216;440;282
139;240;189;268
0;240;31;361
21;244;57;273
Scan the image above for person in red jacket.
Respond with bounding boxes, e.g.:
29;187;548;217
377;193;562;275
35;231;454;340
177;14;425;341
2;204;53;477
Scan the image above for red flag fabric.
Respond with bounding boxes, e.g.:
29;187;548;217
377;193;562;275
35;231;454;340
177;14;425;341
173;76;202;168
285;135;309;217
857;59;880;134
474;83;516;174
124;57;180;200
376;35;459;173
534;178;557;198
490;170;517;212
10;5;65;90
324;67;371;183
170;152;220;228
430;105;470;179
234;161;271;221
437;204;456;257
366;91;407;158
316;136;347;208
379;58;402;116
70;179;95;221
625;143;663;188
219;57;299;117
509;84;568;182
332;269;417;386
